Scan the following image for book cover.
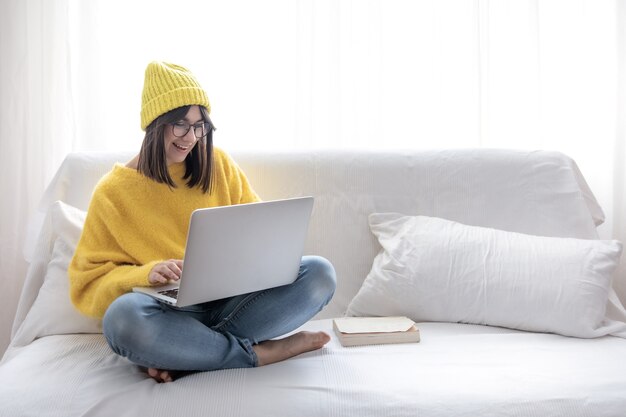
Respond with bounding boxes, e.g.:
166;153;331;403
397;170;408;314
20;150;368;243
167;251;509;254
333;316;420;347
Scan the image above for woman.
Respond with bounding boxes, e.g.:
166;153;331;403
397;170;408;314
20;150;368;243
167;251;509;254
68;61;336;383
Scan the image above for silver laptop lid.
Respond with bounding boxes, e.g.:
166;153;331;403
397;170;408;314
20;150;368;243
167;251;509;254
176;196;314;306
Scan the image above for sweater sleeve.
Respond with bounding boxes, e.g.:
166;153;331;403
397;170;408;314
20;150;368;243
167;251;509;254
68;187;157;319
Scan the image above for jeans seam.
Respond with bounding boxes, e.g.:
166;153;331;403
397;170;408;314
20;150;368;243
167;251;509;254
212;290;268;334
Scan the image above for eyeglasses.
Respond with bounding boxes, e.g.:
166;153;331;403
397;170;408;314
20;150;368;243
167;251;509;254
170;121;212;139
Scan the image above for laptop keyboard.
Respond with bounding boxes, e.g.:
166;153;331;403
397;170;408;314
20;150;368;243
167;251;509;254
158;288;179;299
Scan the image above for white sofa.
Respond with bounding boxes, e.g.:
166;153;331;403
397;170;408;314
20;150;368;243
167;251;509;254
2;149;626;417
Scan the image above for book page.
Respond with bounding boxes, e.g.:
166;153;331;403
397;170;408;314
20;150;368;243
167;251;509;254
334;316;416;334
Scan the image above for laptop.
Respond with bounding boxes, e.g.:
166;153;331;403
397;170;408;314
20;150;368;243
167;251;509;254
133;196;314;307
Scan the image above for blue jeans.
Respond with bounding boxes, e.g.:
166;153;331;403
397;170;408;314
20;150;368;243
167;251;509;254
102;255;336;371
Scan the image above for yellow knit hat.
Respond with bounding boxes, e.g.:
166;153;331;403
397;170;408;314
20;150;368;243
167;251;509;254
140;61;211;130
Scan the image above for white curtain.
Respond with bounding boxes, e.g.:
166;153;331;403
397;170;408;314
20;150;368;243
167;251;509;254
1;0;624;354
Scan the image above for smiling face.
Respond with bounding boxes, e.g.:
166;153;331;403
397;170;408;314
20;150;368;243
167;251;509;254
164;105;203;165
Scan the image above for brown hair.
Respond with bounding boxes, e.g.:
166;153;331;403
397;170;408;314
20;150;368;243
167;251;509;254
137;105;215;193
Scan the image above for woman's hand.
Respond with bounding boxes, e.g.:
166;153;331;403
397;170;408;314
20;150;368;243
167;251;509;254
148;259;184;285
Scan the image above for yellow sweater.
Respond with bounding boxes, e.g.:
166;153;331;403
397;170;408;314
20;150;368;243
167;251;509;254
68;147;261;319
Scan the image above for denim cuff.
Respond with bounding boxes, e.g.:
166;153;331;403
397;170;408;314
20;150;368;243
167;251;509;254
239;336;259;367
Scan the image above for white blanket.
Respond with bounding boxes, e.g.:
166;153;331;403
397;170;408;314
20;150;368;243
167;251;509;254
2;319;625;417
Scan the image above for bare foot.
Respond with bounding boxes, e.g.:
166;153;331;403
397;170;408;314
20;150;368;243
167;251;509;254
253;331;330;366
146;368;195;383
147;367;173;383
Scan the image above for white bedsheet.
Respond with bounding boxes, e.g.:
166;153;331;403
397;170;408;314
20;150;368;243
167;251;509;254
2;319;625;417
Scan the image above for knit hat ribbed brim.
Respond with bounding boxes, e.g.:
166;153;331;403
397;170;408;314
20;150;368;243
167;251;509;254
140;61;211;131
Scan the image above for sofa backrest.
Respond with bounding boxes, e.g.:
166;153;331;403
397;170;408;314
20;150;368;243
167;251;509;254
24;148;604;319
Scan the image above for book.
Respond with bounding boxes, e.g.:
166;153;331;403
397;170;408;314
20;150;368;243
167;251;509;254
332;316;420;347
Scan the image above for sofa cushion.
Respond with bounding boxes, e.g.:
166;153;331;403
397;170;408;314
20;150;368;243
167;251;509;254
12;202;101;346
347;213;626;338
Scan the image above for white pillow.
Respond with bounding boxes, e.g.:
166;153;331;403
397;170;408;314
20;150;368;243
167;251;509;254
12;201;101;346
347;213;626;338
